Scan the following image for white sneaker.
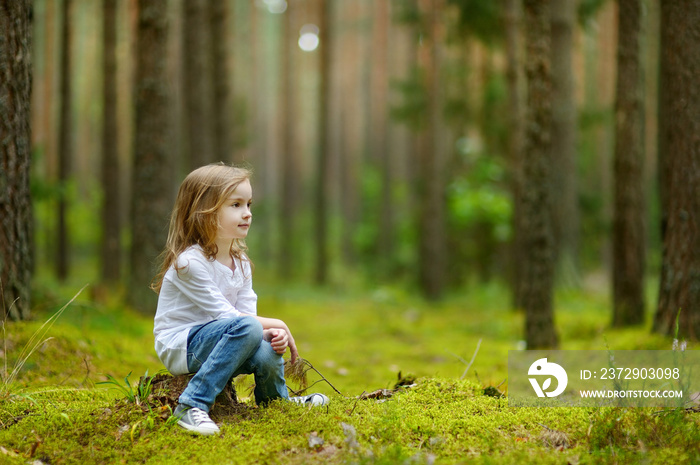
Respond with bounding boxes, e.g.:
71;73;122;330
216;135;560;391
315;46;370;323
173;404;220;435
290;393;330;406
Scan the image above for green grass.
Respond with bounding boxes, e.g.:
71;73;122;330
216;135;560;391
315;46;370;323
1;278;698;464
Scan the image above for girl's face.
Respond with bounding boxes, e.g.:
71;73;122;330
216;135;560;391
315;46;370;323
217;180;253;242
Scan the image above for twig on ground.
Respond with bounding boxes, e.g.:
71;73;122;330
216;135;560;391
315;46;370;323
446;339;483;380
461;338;482;379
285;358;342;396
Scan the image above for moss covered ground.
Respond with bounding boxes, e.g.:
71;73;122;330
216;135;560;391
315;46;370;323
1;279;698;464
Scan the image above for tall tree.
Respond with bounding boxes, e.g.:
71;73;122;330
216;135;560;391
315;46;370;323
0;0;33;321
371;0;394;277
550;0;579;284
417;0;447;300
130;0;172;313
504;0;526;308
183;0;215;169
57;0;74;281
278;1;299;280
612;0;645;327
210;0;231;164
653;0;700;340
314;0;332;285
100;0;121;285
338;0;365;270
521;0;558;348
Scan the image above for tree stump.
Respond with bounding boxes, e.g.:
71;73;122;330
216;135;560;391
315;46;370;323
147;373;241;416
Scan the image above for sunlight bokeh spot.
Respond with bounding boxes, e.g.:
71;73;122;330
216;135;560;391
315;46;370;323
256;0;287;14
299;24;320;52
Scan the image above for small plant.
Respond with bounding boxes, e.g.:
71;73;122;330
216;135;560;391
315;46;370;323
1;285;86;402
99;370;161;406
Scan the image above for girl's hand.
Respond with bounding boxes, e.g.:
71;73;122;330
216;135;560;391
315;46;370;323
253;315;300;364
287;333;300;365
263;328;288;355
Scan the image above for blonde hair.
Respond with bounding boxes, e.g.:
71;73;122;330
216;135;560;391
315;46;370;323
152;163;253;293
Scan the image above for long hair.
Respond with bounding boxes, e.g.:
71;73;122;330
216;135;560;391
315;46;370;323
151;163;253;293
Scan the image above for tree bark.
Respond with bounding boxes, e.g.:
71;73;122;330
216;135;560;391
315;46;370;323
653;0;700;340
612;0;645;327
550;0;579;285
183;0;215;169
278;0;299;280
372;0;394;278
130;0;172;314
521;0;558;349
57;0;73;281
504;0;526;309
210;0;231;164
0;0;33;321
314;0;331;285
417;0;447;300
101;0;122;285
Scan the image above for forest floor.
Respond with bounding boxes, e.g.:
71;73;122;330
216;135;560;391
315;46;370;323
1;276;699;464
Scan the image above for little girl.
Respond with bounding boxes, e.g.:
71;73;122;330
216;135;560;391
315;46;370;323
152;163;328;435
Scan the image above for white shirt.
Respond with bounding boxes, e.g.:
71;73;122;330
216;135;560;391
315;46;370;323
153;245;257;375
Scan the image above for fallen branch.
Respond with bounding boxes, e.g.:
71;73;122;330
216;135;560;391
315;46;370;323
285;358;342;396
461;338;482;379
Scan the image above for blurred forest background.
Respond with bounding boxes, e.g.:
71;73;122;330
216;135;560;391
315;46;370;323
1;0;698;349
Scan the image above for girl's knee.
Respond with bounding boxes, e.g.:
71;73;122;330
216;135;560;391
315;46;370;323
228;317;263;343
257;342;284;372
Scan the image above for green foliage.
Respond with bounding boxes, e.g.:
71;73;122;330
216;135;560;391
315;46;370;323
390;68;428;130
392;0;423;29
446;0;502;46
448;155;511;237
32;175;102;275
578;0;609;27
352;165;418;283
98;371;160;406
445;150;512;285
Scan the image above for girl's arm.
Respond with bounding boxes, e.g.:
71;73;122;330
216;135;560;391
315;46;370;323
250;315;299;364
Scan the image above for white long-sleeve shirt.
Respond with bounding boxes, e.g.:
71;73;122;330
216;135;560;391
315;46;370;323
153;245;257;375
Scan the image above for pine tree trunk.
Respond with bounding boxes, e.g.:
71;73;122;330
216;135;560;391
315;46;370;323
278;0;298;280
372;0;394;277
338;0;364;270
504;0;526;309
57;0;73;281
101;0;121;285
183;0;215;169
550;0;579;285
612;0;645;327
210;0;231;164
521;0;558;349
653;0;700;340
417;0;446;300
0;0;33;321
314;0;331;285
337;0;365;270
130;0;172;314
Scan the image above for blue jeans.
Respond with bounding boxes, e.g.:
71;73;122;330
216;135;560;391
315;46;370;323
179;317;289;412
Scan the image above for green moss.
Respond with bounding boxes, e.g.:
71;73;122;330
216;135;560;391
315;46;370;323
1;283;698;463
1;379;699;464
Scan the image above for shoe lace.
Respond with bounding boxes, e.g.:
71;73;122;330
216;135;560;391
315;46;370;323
190;408;214;425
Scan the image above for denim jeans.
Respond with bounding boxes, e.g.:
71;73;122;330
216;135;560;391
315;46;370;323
179;316;289;412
